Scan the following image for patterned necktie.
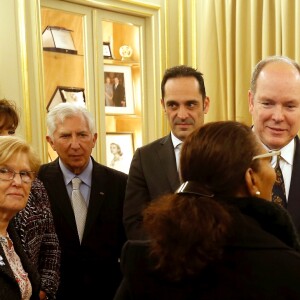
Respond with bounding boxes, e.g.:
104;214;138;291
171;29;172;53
272;156;287;208
71;177;87;243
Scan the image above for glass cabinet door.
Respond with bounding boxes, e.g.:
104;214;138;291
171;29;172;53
40;1;147;170
41;1;92;161
99;14;144;174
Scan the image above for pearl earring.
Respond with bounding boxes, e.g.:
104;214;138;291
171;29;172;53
255;191;261;196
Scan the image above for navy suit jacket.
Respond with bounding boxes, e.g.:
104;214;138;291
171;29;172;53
123;134;180;239
287;136;300;234
38;158;127;300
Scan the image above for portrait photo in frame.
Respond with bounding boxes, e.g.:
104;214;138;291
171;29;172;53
47;86;85;111
104;65;134;115
106;132;134;174
103;42;113;59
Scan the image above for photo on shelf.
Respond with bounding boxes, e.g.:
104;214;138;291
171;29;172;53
104;65;134;114
103;42;113;59
47;86;85;111
106;132;134;174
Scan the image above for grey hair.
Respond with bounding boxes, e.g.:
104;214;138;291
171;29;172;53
250;55;300;94
47;102;95;138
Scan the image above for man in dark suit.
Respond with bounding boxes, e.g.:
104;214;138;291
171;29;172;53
123;65;210;239
38;103;127;299
113;76;125;107
248;55;300;234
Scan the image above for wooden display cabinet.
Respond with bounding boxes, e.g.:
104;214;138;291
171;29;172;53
41;5;143;169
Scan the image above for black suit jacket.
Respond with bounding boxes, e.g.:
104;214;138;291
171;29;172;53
123;134;180;239
113;84;125;107
287;136;300;234
0;223;40;300
116;197;300;300
38;158;127;300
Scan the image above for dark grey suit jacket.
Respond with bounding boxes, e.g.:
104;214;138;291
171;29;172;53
0;223;40;300
287;136;300;234
38;158;127;300
123;134;180;239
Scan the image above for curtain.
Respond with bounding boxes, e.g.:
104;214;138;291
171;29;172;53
195;0;300;125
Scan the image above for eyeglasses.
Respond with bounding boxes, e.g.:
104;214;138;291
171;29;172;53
0;167;35;184
252;150;281;161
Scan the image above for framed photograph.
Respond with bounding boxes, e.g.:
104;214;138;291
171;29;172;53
103;42;113;59
42;26;77;55
104;65;134;114
106;132;134;174
47;86;85;111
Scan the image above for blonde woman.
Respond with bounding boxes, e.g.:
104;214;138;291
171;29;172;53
0;136;41;299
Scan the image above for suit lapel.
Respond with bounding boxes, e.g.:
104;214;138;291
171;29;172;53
287;136;300;232
157;135;180;192
83;160;106;237
46;161;78;231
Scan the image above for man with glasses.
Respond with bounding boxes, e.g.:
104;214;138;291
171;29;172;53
248;55;300;234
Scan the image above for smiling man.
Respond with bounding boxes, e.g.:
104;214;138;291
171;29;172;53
248;55;300;234
124;65;210;239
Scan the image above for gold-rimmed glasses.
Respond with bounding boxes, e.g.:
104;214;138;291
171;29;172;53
0;167;35;184
252;150;281;161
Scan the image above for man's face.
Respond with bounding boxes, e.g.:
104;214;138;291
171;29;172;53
47;114;97;174
249;62;300;150
161;76;210;141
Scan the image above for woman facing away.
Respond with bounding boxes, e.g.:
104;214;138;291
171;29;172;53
0;136;41;299
114;121;300;300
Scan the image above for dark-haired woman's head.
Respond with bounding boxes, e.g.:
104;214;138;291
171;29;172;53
180;121;276;200
0;99;19;135
143;121;277;281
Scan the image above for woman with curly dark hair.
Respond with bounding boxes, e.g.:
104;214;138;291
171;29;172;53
115;121;300;300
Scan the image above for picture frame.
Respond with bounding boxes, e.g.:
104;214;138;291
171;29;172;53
106;132;134;174
47;86;85;111
103;42;113;59
42;26;77;55
104;65;134;114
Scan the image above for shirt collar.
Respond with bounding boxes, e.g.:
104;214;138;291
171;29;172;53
277;139;295;165
59;157;93;187
252;126;295;165
262;139;295;166
170;131;183;149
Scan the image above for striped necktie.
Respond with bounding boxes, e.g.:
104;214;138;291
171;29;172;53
272;156;287;208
